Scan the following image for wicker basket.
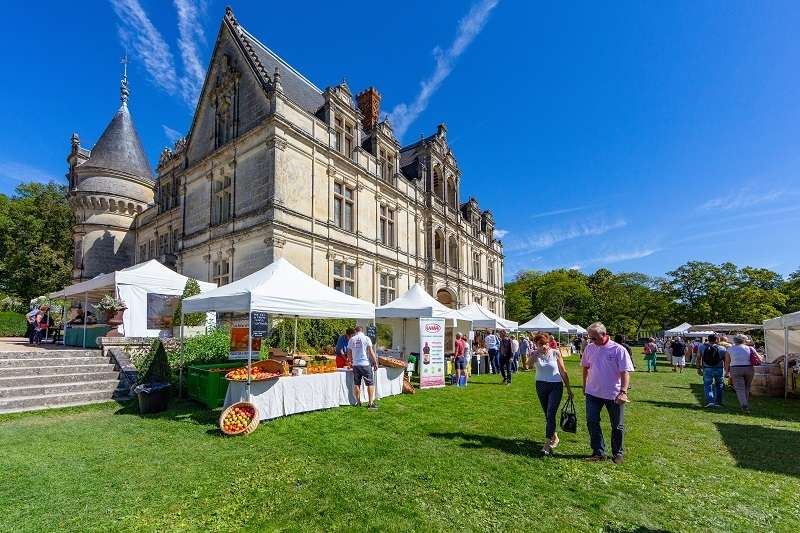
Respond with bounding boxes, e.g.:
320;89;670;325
225;359;286;382
219;401;260;436
379;356;407;369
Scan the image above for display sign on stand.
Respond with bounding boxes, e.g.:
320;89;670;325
251;311;268;338
366;324;377;345
230;327;261;360
419;317;445;389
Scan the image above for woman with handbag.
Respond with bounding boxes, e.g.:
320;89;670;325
531;333;573;455
725;334;760;414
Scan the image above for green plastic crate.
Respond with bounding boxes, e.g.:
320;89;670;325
186;362;245;408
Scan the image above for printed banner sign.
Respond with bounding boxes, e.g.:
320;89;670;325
419;317;446;389
229;326;261;360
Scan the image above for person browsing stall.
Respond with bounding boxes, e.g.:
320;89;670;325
531;333;573;455
347;326;379;410
454;332;467;387
335;328;354;368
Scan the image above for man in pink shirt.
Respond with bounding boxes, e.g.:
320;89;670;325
581;322;635;464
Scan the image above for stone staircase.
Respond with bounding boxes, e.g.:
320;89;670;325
0;349;129;414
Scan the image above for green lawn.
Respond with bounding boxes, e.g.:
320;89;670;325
2;349;799;532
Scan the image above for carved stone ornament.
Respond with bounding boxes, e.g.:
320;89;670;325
158;147;173;168
264;236;286;248
203;254;211;263
326;165;337;177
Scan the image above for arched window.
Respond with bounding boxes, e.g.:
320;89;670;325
447;237;458;268
437;289;455;309
447;178;457;209
434;230;444;263
433;166;444;200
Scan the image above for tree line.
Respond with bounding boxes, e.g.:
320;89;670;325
504;262;800;338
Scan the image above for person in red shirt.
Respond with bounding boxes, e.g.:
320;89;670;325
453;332;468;387
548;335;559;350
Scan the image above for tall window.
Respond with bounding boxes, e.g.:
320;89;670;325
472;221;480;238
161;181;173;212
433;167;444;199
488;260;495;287
333;261;355;295
139;244;146;263
379;205;395;247
148;240;155;260
333;182;354;231
344;122;354;157
489;300;496;313
158;233;169;255
171;228;180;253
447;178;457;209
212;259;230;286
473;252;481;281
379;273;396;305
379;149;392;181
434;231;444;263
334;118;343;152
212;175;232;225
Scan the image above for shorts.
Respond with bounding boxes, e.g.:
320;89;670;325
454;356;466;370
352;365;374;386
672;355;686;366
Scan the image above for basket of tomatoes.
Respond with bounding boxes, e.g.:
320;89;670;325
219;401;259;436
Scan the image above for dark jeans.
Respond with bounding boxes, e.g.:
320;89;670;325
488;349;499;374
500;355;513;383
585;393;625;458
512;352;520;372
536;380;563;439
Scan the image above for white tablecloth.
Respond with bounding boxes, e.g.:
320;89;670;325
224;367;404;421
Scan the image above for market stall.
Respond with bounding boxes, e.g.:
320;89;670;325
517;312;562;333
181;258;399;421
457;302;517;331
664;322;692;337
763;311;800;398
49;260;216;346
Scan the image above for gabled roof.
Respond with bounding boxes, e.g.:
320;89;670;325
80;103;153;180
227;9;325;114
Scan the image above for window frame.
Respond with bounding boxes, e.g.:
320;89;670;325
333;182;354;232
212;259;230;286
333;260;355;296
379;272;396;306
379;204;396;248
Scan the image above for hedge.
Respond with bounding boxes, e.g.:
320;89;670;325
0;312;27;337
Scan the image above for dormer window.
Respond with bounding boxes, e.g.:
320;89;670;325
334;116;355;158
344;122;354;156
379;148;392;181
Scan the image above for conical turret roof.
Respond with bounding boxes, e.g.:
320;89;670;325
82;102;153;180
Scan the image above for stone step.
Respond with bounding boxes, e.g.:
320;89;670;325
0;389;127;414
0;371;121;388
0;379;123;399
0;356;111;368
0;364;117;378
0;350;101;360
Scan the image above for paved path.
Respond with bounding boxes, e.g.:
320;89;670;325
0;337;99;352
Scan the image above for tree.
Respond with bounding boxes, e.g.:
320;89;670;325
0;182;72;301
173;279;206;326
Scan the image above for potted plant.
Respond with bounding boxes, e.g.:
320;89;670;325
133;339;172;414
95;294;126;325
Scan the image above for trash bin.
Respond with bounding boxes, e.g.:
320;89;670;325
134;382;171;414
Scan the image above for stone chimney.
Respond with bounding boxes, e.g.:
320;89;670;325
356;87;381;130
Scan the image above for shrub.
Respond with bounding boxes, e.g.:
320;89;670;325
173;279;206;327
268;318;355;354
0;312;27;337
137;339;172;385
0;293;26;313
169;326;232;369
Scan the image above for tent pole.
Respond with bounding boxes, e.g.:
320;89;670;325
60;301;67;345
785;326;790;400
247;311;253;400
44;309;49;342
179;311;185;398
82;292;88;349
402;318;406;358
293;316;298;354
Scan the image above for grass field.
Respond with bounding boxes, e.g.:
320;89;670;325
2;349;799;532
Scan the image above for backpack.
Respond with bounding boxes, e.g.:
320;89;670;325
703;344;721;366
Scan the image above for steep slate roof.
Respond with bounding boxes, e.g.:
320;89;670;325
81;103;153;180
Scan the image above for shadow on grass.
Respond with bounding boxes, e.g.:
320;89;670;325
715;422;800;478
428;431;586;460
603;524;674;533
113;397;219;427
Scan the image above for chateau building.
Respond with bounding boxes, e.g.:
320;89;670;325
68;8;505;315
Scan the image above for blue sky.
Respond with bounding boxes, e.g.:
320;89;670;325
1;1;798;279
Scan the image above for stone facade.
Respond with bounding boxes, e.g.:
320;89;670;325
72;7;505;315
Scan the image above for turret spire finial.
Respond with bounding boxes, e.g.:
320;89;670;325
120;52;129;105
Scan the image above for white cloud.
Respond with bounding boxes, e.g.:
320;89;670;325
529;204;593;220
0;161;62;185
700;188;784;210
388;0;499;139
494;228;508;239
505;220;627;255
570;248;659;270
162;125;183;143
174;0;207;107
110;0;178;94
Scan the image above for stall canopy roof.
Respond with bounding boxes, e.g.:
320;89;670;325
764;311;800;331
49;260;216;298
376;284;469;321
664;322;691;336
689;323;762;332
573;324;588;335
555;316;578;334
518;312;562;333
458;303;518;330
182;258;375;319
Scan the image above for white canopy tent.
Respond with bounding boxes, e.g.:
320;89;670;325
689;323;762;333
49;260;216;342
573;324;587;335
763;311;800;398
457;302;517;331
664;322;691;337
182;258;375;396
518;312;562;333
375;284;471;358
555;317;578;334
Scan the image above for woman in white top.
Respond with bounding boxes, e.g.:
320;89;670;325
531;333;573;455
725;334;760;414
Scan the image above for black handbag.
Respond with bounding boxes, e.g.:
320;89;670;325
560;397;578;433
